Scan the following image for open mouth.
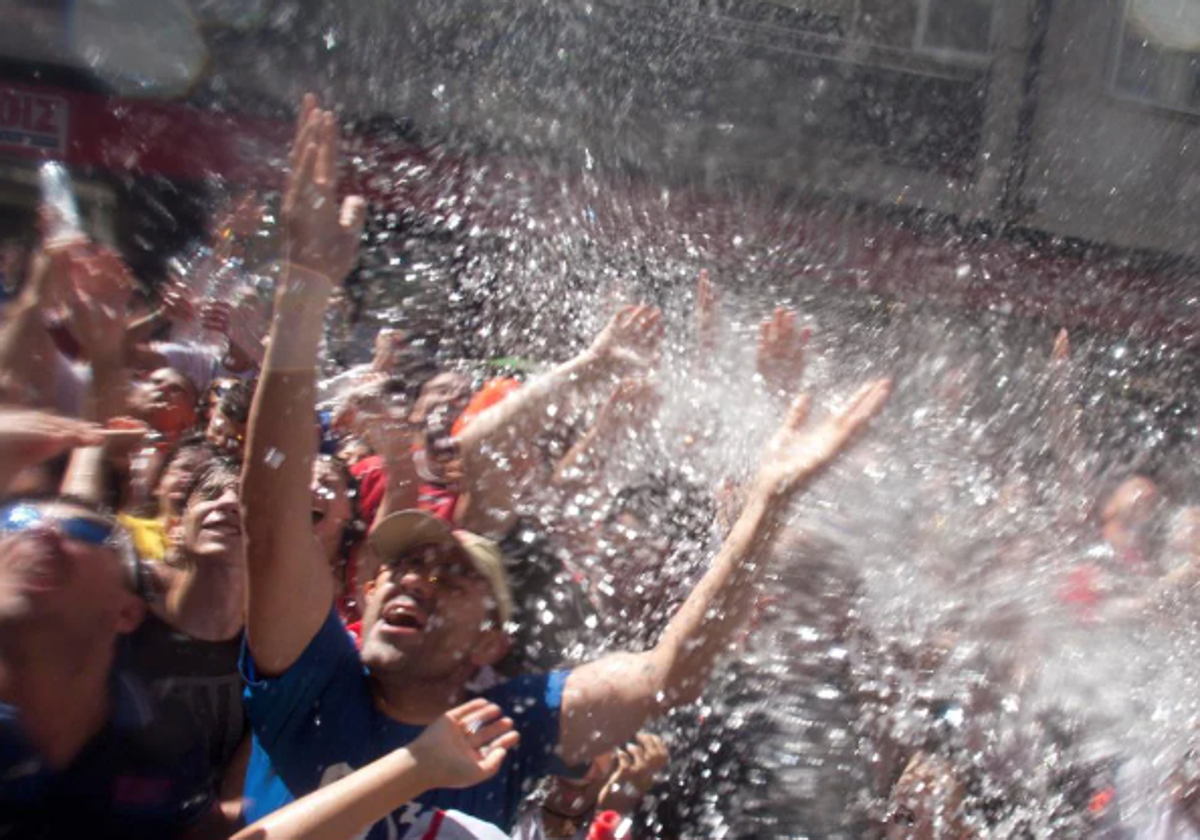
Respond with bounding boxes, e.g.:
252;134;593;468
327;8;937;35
311;509;326;525
380;599;428;633
201;514;242;537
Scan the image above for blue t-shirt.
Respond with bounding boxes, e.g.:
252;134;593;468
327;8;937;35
0;672;213;839
241;608;573;837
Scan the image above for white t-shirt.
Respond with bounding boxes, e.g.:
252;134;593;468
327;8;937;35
401;809;509;840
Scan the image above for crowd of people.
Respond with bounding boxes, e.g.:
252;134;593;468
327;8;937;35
2;91;1199;840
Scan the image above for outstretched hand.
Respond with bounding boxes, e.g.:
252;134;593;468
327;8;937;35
282;94;367;284
408;699;520;791
598;377;662;428
62;246;134;364
589;304;664;371
0;409;104;483
756;307;810;399
597;733;670;815
754;379;891;497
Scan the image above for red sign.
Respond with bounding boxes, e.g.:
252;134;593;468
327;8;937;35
0;87;67;155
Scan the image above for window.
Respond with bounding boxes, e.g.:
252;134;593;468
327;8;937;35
916;0;995;57
1112;0;1200;115
761;0;995;61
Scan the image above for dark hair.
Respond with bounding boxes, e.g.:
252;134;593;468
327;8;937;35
165;433;220;469
210;379;255;425
319;454;368;562
182;457;241;507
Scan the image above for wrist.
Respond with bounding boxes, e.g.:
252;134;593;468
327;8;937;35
279;263;336;300
400;740;443;788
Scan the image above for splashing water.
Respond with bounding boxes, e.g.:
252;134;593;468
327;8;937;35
57;2;1200;835
330;137;1200;837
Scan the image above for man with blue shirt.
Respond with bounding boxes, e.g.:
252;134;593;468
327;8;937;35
241;94;892;838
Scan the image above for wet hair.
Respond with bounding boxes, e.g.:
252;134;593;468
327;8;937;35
164;433;220;470
210;379;255;425
181;457;241;507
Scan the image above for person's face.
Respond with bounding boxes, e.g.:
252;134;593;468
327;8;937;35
206;408;247;456
158;447;212;520
359;544;505;681
206;379;239;417
372;329;407;372
408;373;472;432
311;458;353;559
136;368;198;435
180;477;242;563
543;752;618;818
0;501;143;637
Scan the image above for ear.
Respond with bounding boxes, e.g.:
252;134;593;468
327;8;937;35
470;628;511;668
114;595;146;635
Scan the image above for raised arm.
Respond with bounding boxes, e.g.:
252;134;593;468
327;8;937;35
551;377;660;490
241;95;365;676
557;379;891;765
454;305;662;535
0;244;80;410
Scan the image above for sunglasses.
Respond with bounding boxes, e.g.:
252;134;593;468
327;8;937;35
0;501;149;599
386;544;480;589
0;502;119;547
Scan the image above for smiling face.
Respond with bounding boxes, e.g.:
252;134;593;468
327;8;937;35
359;543;507;685
179;465;243;564
0;501;144;641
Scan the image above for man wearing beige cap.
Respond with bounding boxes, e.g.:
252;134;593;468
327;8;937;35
238;95;892;840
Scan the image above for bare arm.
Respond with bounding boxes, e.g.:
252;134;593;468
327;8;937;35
551;377;660;491
241;96;365;676
0;247;77;410
557;380;892;765
455;306;663;535
231;700;518;840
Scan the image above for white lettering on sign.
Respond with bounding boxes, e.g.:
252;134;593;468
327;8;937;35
0;88;67;154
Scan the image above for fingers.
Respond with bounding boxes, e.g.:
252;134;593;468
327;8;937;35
835;378;892;431
445;697;491;722
316;112;335;189
340;195;368;250
786;393;812;430
290;93;318;171
477;730;520;776
470;717;515;750
1052;327;1070;364
284;138;318;218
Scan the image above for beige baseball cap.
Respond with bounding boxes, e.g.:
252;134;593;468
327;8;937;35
368;510;513;625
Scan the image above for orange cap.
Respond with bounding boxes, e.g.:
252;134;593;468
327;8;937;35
451;378;522;437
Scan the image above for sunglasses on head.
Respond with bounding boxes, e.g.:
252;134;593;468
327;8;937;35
0;502;119;547
0;501;151;600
